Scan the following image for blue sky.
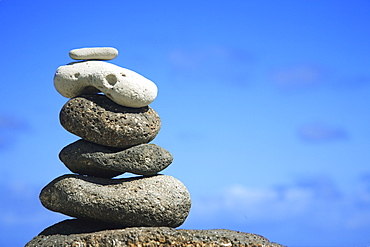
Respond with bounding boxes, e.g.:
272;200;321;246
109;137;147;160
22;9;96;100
1;1;370;246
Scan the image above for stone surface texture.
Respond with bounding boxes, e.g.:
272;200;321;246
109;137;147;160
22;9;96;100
26;223;285;247
59;95;161;148
60;140;173;178
69;47;119;60
39;174;191;228
54;60;157;108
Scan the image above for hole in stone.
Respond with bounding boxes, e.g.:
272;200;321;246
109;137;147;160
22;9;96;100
74;72;80;78
106;74;117;86
121;73;126;77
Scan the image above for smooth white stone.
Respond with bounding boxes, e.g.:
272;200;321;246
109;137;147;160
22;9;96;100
69;47;118;60
54;61;158;108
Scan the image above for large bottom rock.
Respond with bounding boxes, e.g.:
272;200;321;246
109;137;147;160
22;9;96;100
39;174;191;228
26;219;285;247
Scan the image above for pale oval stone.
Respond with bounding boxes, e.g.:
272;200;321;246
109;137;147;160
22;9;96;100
54;60;157;108
59;95;161;148
39;174;191;228
59;140;173;178
69;47;118;60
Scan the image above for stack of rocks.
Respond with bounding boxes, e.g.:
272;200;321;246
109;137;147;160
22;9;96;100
39;47;191;228
26;47;285;247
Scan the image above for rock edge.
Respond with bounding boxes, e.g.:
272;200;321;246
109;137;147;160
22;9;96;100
26;224;286;247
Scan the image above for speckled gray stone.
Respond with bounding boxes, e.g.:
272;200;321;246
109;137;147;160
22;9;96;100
59;94;161;148
26;223;286;247
39;174;191;228
59;140;173;178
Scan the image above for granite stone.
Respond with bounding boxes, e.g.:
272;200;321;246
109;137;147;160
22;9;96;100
26;222;285;247
59;140;173;178
39;174;191;228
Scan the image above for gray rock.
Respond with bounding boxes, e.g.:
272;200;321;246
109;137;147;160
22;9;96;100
26;223;286;247
39;174;191;228
59;94;161;148
59;140;173;178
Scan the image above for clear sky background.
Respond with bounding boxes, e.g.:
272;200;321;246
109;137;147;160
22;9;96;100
1;1;370;246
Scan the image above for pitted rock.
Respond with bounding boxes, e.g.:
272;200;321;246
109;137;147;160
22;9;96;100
59;94;161;148
26;222;285;247
69;47;118;60
59;140;173;178
54;60;157;108
39;174;191;228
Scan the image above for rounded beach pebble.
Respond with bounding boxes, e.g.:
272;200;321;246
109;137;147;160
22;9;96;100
39;174;191;228
59;94;161;148
69;47;118;60
54;60;157;108
59;140;173;178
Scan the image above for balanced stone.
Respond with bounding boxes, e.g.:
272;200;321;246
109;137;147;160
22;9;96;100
39;174;191;228
59;140;173;178
60;94;161;148
26;222;285;247
69;47;118;61
54;60;157;108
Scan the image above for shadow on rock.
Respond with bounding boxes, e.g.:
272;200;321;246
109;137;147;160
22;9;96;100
39;219;124;236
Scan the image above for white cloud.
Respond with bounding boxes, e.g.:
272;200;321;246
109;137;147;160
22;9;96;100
272;64;325;89
298;123;348;142
219;184;317;222
188;175;370;232
168;46;253;72
0;114;29;150
168;49;206;71
167;46;253;88
0;181;62;225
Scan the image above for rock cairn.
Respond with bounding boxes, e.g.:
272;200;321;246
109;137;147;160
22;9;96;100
26;47;285;247
39;47;191;228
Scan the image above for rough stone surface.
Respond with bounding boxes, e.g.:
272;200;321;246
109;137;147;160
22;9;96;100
54;60;157;108
60;140;173;178
69;47;118;60
39;174;191;228
60;94;161;148
26;221;285;247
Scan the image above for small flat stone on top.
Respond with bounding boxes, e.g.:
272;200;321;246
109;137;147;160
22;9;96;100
69;47;118;60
